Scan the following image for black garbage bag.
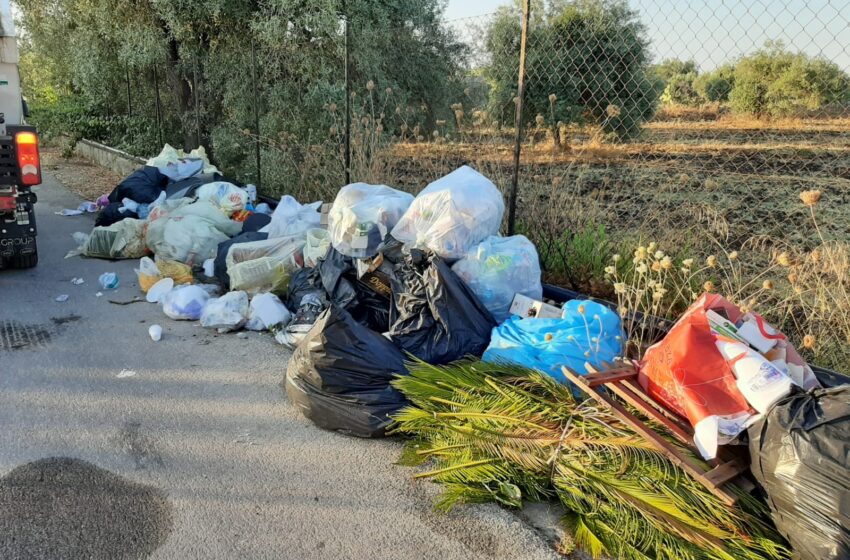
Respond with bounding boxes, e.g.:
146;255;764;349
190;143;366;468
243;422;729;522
748;385;850;560
286;249;391;332
284;304;409;437
388;250;495;364
107;166;169;205
95;202;138;227
213;231;268;289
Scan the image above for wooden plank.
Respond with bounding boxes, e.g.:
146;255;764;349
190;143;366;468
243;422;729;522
563;366;739;506
705;458;749;486
620;379;694;434
606;381;694;446
584;368;639;388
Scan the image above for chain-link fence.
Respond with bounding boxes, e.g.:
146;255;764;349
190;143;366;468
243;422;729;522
87;1;849;364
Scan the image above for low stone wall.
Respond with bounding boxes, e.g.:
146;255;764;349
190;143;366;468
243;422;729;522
74;139;145;177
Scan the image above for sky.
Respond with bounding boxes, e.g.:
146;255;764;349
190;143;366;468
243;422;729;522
445;0;850;72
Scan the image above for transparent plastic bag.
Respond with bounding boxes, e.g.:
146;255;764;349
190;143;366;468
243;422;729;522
226;236;306;293
391;166;504;259
161;285;210;321
145;201;242;265
451;235;542;323
135;257;162;293
245;293;292;331
328;183;413;258
265;195;321;239
195;182;248;216
69;219;147;260
200;291;249;332
303;228;331;267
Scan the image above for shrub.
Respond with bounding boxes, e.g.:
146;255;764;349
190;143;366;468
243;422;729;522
694;64;735;103
486;0;659;139
730;42;850;117
660;72;701;106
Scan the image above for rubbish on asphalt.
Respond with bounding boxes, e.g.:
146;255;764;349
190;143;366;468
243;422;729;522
67;218;147;260
391;166;505;259
284;304;409;438
161;285;210;321
508;293;563;319
640;293;819;460
237;332;249;339
95;292;103;297
54;294;69;302
388;250;495;364
116;369;137;378
245;292;291;332
108;297;145;305
145;200;241;265
145;277;174;304
749;383;850;560
264;195;321;239
275;293;325;348
451;235;543;323
70;277;85;285
99;272;119;290
327;183;413;258
483;299;624;384
148;324;163;342
56;208;84;216
201;290;249;332
57;201;96;216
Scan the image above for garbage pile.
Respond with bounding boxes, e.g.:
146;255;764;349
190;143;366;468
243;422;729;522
69;146;849;560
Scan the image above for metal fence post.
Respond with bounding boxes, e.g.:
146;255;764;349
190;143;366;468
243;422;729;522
344;13;352;185
250;41;262;189
507;0;531;236
126;67;132;117
153;65;163;149
193;58;202;149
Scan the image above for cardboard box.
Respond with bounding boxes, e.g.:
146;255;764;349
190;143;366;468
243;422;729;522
509;294;562;319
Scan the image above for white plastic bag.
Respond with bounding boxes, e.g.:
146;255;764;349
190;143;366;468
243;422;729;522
161;285;210;321
245;293;292;331
147;144;219;179
303;228;331;267
391;166;505;259
265;195;321;239
146;200;242;265
200;291;249;332
452;235;543;323
328;183;414;258
195;182;248;216
226;236;306;293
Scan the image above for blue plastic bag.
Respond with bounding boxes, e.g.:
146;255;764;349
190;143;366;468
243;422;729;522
482;300;624;383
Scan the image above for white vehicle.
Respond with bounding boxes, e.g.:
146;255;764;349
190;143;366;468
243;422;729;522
0;0;42;269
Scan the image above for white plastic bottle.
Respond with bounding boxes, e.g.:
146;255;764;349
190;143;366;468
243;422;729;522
715;339;792;414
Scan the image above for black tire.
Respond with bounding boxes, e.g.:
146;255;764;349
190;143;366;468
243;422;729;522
10;247;38;269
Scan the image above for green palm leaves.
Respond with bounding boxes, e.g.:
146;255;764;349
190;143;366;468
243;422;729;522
392;359;789;560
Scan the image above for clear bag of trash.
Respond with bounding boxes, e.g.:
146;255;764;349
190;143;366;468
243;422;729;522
200;291;249;332
226;236;306;293
161;285;210;321
328;183;414;258
391;166;505;259
265;195;321;239
145;200;242;265
195;182;248;216
245;292;292;331
451;235;542;323
67;219;147;260
303;228;331;267
135;257;161;293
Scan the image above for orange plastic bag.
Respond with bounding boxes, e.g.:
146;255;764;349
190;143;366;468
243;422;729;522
639;294;756;459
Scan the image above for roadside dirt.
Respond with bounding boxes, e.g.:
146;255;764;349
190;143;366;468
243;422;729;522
41;145;123;202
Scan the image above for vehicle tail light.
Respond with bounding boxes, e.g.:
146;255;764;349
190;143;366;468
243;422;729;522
16;131;41;186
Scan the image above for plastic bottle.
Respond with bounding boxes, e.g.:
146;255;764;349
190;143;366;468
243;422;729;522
715;339;792;414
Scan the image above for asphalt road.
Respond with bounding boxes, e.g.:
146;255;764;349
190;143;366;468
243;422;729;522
0;172;559;560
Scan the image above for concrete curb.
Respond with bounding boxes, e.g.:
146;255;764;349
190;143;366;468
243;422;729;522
74;139;146;177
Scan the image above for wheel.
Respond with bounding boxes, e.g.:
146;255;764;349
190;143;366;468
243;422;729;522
9;247;38;269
